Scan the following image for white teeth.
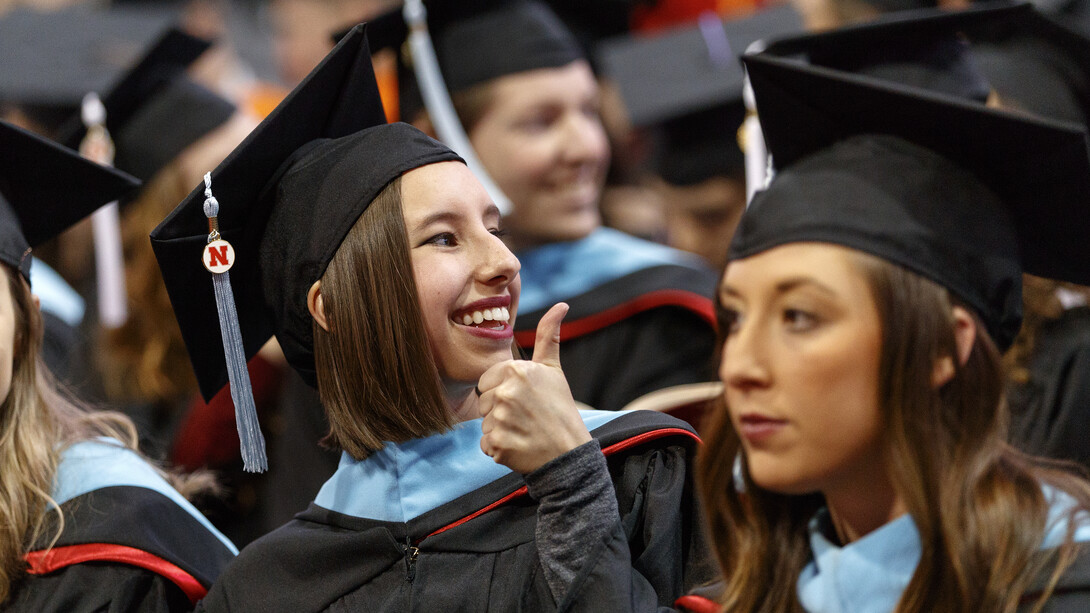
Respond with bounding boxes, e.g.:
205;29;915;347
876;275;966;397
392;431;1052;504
456;306;511;325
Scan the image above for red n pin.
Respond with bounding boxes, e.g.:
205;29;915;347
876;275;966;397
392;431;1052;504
203;239;235;273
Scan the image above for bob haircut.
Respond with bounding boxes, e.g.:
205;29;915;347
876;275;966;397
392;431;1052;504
312;175;452;459
697;249;1090;612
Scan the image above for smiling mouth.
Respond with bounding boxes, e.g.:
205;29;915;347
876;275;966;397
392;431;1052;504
454;307;511;330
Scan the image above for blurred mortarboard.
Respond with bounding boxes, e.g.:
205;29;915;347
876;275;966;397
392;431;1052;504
0;6;178;129
596;6;803;185
753;2;1037;103
52;28;233;182
0;120;140;283
363;0;584;119
969;7;1090;128
732;53;1090;349
597;6;803;128
150;25;463;404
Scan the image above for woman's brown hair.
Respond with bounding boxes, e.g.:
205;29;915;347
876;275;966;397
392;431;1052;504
0;265;140;603
312;176;452;460
698;251;1090;612
100;162;198;405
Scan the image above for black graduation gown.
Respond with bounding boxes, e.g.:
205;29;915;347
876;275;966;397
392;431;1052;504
5;445;236;612
514;230;719;412
1026;543;1090;611
1008;306;1090;470
196;410;713;612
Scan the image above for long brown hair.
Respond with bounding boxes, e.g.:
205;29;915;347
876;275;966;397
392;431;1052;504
698;251;1090;612
0;265;139;602
312;176;451;460
100;163;198;405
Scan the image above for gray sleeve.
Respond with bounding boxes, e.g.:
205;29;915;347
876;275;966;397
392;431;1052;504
524;439;620;602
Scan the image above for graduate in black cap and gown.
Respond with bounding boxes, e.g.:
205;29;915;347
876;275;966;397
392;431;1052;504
152;25;709;612
0;121;237;612
369;0;720;413
686;48;1090;612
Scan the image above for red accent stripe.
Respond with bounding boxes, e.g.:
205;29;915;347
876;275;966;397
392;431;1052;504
514;289;716;346
422;427;702;541
25;544;206;605
674;594;721;613
424;486;530;540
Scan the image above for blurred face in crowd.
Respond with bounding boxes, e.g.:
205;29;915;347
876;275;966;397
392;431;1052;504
658;174;747;271
468;60;610;249
717;243;886;499
401;161;522;390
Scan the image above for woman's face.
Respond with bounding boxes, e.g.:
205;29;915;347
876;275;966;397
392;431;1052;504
718;242;886;497
0;273;14;404
468;60;610;247
402;161;521;386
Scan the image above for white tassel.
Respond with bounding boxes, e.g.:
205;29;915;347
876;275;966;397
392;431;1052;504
403;0;512;216
79;93;128;328
202;173;267;473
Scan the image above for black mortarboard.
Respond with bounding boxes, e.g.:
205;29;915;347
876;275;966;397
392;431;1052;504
731;54;1090;350
596;6;803;185
754;2;1035;103
366;0;584;119
0;120;140;283
970;7;1090;128
151;25;462;402
53;28;232;182
597;7;803;128
0;6;177;129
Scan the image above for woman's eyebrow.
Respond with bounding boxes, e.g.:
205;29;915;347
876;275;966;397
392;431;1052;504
774;277;838;297
412;211;461;231
719;276;838;301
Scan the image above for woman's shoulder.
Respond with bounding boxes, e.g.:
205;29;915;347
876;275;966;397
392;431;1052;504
26;438;237;601
201;510;408;613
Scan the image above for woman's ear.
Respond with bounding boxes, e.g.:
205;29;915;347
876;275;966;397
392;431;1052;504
931;305;977;388
307;281;330;332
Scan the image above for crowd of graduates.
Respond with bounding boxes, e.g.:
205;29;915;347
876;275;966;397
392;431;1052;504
3;0;1090;610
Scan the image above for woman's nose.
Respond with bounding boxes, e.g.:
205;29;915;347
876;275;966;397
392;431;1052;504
561;112;609;166
719;322;771;392
478;234;521;285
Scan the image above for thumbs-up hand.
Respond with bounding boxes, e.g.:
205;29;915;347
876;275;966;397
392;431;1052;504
477;303;591;474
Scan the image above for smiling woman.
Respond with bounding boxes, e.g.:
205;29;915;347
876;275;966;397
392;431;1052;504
152;27;710;612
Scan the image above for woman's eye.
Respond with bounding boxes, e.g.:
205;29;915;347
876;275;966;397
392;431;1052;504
783;308;818;331
490;227;509;239
718;307;741;335
424;232;457;247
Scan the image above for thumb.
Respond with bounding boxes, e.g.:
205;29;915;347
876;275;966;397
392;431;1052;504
531;302;569;367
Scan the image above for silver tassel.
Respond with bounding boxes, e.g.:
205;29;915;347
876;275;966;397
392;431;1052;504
203;173;267;473
403;0;512;216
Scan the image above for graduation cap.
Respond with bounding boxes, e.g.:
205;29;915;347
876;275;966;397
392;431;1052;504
0;120;140;283
365;0;584;115
357;0;581;217
969;7;1090;128
731;53;1090;350
52;28;232;183
0;6;178;130
151;25;462;471
753;2;1040;103
596;6;803;185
